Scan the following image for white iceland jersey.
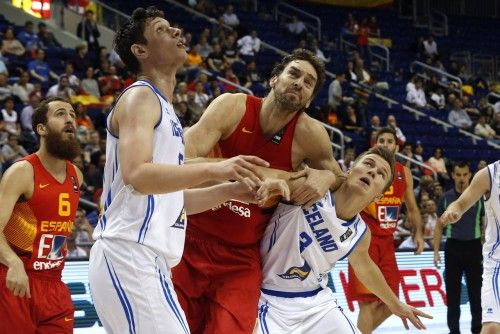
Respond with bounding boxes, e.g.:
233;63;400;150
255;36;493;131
93;80;186;268
261;192;367;294
484;160;500;265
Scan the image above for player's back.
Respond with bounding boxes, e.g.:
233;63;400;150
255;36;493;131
261;193;367;294
483;160;500;264
93;80;186;268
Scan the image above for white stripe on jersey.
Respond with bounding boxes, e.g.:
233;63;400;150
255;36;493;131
261;192;367;293
484;160;500;266
93;80;186;269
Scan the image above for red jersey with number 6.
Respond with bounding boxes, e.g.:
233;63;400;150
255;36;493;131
3;154;80;275
361;162;407;237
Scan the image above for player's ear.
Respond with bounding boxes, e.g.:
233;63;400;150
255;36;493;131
131;43;148;59
36;123;46;136
269;76;277;88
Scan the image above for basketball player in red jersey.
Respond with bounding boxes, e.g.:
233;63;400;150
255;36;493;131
348;127;425;334
0;97;83;333
173;49;345;334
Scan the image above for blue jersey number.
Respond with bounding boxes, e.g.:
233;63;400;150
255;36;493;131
299;232;312;253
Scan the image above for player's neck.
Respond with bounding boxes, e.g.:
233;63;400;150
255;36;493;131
137;69;176;102
260;95;299;136
36;149;67;177
333;187;366;220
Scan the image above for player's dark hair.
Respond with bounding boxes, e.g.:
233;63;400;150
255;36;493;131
270;49;326;99
354;146;395;192
375;127;398;144
32;97;69;139
452;161;470;172
113;6;164;75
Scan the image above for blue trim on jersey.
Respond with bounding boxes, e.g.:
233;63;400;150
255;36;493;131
158;269;189;334
138;195;155;243
113;142;119;179
104;254;136;334
341;215;360;227
268;218;280;252
339;220;368;261
261;287;323;298
143;195;155;242
488;217;500;260
339;306;357;333
493;264;500;306
258;304;270;334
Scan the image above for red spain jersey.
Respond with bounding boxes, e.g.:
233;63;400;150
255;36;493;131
361;161;407;237
188;95;301;246
3;154;80;275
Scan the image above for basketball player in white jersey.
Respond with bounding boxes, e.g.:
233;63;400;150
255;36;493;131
255;146;432;333
88;7;269;334
440;160;500;334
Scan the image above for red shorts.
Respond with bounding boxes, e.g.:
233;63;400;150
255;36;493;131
172;233;262;334
348;235;399;302
0;265;74;334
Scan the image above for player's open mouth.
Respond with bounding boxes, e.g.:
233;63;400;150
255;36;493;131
64;127;75;134
360;177;370;187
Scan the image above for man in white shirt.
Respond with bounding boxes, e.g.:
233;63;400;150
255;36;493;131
222;4;239;28
237;30;261;60
423;35;438;58
406;79;427;108
448;99;472;130
287;15;307;39
46;76;76;99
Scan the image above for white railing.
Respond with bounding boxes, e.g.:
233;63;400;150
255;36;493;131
320;122;346;160
368;43;390;71
274;1;322;41
199;69;254;96
395;153;438;181
429;10;448;36
450;51;472;73
410;61;463;98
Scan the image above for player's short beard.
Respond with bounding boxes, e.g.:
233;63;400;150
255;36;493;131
44;125;81;161
273;84;306;112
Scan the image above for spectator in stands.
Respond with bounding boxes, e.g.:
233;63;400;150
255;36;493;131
338;147;355;172
368;115;381;146
414;141;425;165
175;101;193;128
221;4;240;29
342;13;358;35
77;9;100;53
0;73;13;103
423;199;438;238
0;55;7;76
242;60;265;93
207;43;226;72
72;43;92;73
46;75;76;99
28;48;59;83
354;58;389;90
387;114;406;146
74;208;94;244
429;87;446;110
193;81;210;110
83;130;100;160
11;71;33;104
406;73;417;93
190;0;217;17
1;133;27;170
491;112;500;135
174;81;189;106
81;66;100;97
196;35;213;59
0;96;20;140
431;181;444;202
415;174;434;202
75;103;94;133
1;27;26;57
428;146;449;182
65;229;87;259
476;160;488;171
311;38;329;63
448;98;473;130
462;95;481;121
399;225;431;251
37;22;61;49
18;92;39;152
423;34;438;60
345;60;357;82
406;79;427;109
221;68;240;93
475;115;498;140
342;105;364;134
457;64;472;84
98;65;123;96
367;16;380;37
327;72;352;112
400;143;418;174
222;34;242;65
62;62;80;91
17;21;40;52
186;45;203;69
286;15;307;40
237;30;261;62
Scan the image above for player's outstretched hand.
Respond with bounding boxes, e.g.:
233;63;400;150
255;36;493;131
391;302;432;330
6;260;30;298
213;155;269;184
256;178;290;207
291;167;335;208
439;209;461;227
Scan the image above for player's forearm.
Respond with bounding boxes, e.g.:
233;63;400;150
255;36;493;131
352;258;400;309
408;209;424;236
0;233;23;268
124;162;221;194
433;224;443;253
184;182;253;215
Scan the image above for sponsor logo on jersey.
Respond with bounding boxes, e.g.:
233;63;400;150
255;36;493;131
212;201;251;218
41;220;74;232
340;227;352;242
487;308;494;314
39;183;49;189
242;127;253;134
303;202;338;252
278;262;311;281
33;259;64;270
378;205;400;223
171;208;186;229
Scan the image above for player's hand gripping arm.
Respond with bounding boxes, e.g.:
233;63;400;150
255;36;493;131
116;89;267;194
0;162;32;298
403;166;425;255
349;230;432;330
439;168;490;226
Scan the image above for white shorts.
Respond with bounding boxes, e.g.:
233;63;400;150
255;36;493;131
482;260;500;324
255;288;360;334
88;238;190;334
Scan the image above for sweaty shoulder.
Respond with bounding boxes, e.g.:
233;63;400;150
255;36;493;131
0;160;35;199
204;92;248;139
111;85;161;135
293;114;330;150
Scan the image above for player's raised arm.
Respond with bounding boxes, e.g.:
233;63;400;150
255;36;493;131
0;162;33;298
439;168;490;226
